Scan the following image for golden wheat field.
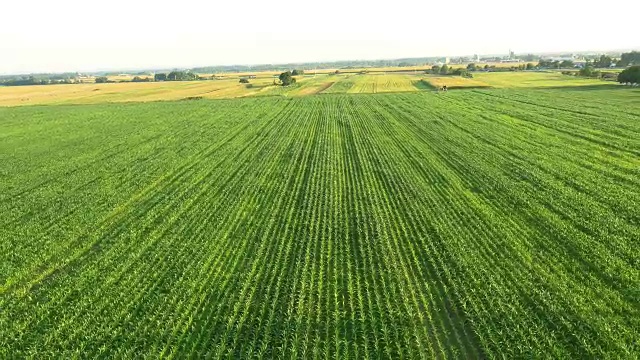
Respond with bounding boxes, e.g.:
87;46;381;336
0;70;621;106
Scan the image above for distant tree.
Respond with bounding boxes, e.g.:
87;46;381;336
132;76;150;82
452;68;473;78
559;60;574;68
431;65;441;74
439;64;449;75
291;69;304;76
618;66;640;84
168;71;182;81
484;64;489;70
154;73;167;81
466;63;477;71
167;71;197;81
617;51;640;67
239;78;250;83
279;71;296;86
595;55;613;68
578;66;600;78
526;63;534;70
538;59;555;68
95;76;108;83
578;66;592;77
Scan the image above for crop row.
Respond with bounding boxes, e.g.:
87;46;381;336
0;89;637;358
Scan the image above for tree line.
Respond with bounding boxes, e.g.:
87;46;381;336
0;74;82;86
153;71;200;82
428;63;535;77
538;52;639;69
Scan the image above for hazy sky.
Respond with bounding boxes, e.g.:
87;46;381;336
2;0;638;74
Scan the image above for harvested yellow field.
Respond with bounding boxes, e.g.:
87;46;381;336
106;74;153;82
0;71;620;107
0;79;273;106
473;71;609;88
423;71;613;90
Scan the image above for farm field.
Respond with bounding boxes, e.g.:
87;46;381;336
0;71;620;106
345;74;423;93
422;71;612;89
254;75;338;97
1;88;638;358
422;75;491;89
0;78;282;106
472;71;609;88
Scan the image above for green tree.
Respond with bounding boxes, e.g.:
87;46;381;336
617;66;640;84
439;64;449;75
279;71;296;86
154;73;167;81
559;60;574;68
526;63;534;70
291;69;304;76
132;76;150;82
596;55;613;68
95;76;108;83
431;65;441;74
466;63;477;71
578;66;600;78
167;71;197;81
617;51;640;67
538;59;549;68
452;68;472;77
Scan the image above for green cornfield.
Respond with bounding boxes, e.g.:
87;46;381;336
1;89;638;358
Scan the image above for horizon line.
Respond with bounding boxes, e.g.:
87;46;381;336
1;46;638;77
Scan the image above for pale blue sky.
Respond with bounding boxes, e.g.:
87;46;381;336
1;0;638;74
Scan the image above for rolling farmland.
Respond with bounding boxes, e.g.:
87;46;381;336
471;71;609;88
0;71;619;106
421;71;611;90
346;74;421;93
0;79;275;106
1;88;639;358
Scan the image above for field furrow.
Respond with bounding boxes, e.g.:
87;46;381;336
1;88;638;358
